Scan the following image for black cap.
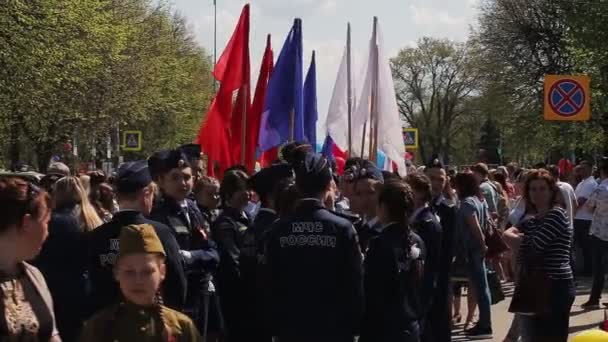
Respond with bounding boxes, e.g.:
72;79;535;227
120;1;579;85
281;141;313;167
117;160;152;193
147;149;189;179
426;155;444;169
352;160;383;182
179;144;201;161
294;153;332;195
148;150;170;180
249;163;293;199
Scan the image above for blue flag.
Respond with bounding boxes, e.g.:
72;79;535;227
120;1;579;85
258;19;304;151
320;135;335;162
303;51;317;146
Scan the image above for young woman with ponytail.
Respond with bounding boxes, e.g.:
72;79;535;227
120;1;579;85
79;224;201;342
359;180;426;342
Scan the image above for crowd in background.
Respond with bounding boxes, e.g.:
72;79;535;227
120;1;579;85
0;141;606;342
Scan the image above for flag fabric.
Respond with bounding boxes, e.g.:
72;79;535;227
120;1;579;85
325;28;356;154
229;84;251;166
303;51;318;146
320;135;335;162
250;35;274;172
258;18;304;151
196;4;250;176
352;18;406;174
259;147;279;168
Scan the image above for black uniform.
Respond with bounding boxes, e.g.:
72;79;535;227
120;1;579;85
211;207;256;342
357;218;383;252
198;205;220;232
360;223;426;342
266;198;364;342
248;208;279;342
150;195;220;331
34;204;88;342
86;210;187;315
430;197;457;342
411;207;443;342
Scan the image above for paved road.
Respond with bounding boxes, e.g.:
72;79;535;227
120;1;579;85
450;278;605;341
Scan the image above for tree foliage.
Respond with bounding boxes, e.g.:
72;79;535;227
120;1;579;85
0;0;213;171
474;0;607;163
391;0;608;167
391;38;480;164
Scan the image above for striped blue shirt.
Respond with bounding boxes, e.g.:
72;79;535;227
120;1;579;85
519;207;573;280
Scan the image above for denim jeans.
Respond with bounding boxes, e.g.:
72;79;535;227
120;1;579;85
467;250;492;330
519;279;575;342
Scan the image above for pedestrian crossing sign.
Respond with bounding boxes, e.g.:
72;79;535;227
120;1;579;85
122;131;142;151
403;128;418;149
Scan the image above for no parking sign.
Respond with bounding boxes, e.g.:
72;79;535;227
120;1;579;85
544;75;590;121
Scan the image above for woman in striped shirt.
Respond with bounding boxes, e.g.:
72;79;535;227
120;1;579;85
504;169;574;342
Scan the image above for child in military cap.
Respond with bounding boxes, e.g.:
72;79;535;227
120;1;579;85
80;224;201;342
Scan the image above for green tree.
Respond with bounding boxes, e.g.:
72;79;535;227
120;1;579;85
0;0;214;171
391;37;480;164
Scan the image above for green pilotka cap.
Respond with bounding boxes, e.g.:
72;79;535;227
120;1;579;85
118;224;166;258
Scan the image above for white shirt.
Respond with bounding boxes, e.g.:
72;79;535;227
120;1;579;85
180;200;191;225
575;176;598;221
589;179;608;241
557;181;577;230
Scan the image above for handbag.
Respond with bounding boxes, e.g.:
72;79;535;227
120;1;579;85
484;221;510;258
508;257;552;316
487;268;505;305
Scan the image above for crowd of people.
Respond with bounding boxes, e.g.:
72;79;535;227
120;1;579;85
0;140;607;342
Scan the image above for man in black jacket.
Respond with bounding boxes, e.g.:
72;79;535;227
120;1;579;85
149;149;220;334
266;152;364;342
405;173;443;342
246;162;294;342
425;158;457;342
87;160;187;315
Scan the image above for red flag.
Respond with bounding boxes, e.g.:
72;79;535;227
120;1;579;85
230;84;251;166
259;147;279;168
196;4;250;176
247;35;274;172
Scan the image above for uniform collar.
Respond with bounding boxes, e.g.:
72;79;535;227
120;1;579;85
258;207;277;215
409;204;429;224
112;210;145;222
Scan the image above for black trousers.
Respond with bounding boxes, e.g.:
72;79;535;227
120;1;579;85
589;236;608;301
522;279;575;342
574;219;593;275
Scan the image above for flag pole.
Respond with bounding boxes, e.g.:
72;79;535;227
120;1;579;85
240;84;248;165
370;17;379;162
289;108;295;141
360;121;367;157
213;0;217;92
346;23;353;157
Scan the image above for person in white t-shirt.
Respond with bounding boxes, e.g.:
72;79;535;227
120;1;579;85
582;157;608;308
548;165;577;230
573;161;598;276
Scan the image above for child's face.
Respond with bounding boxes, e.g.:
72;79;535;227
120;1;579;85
115;254;166;306
159;167;193;202
197;184;220;209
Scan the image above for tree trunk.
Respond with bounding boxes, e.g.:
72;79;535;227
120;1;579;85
35;143;54;174
8;117;20;171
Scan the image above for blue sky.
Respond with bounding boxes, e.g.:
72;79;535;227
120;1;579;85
170;0;479;127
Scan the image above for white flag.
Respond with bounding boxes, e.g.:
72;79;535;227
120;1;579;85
325;30;356;152
352;18;406;175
